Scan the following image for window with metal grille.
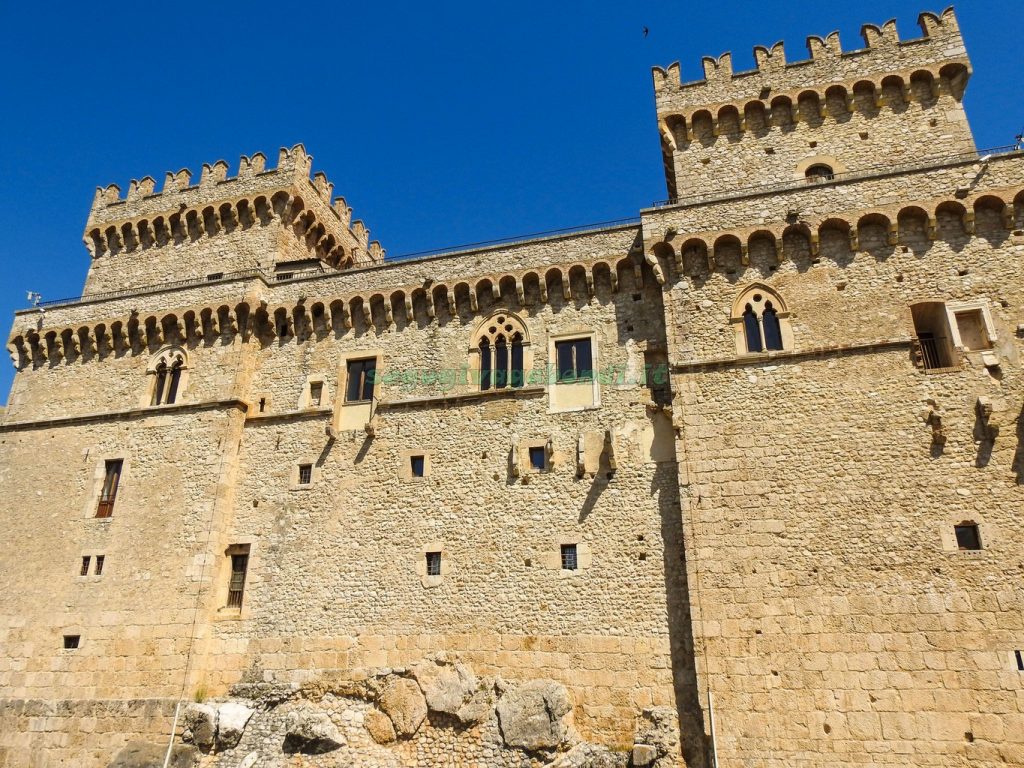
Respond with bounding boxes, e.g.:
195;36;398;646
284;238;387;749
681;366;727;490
80;556;91;576
529;446;546;471
94;555;105;576
226;548;250;608
555;339;593;383
63;635;80;649
298;464;312;485
345;358;377;402
411;455;425;478
560;544;578;571
426;551;442;576
309;382;323;406
954;522;981;551
96;459;122;518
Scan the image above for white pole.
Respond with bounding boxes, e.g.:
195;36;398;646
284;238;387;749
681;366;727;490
162;701;182;768
708;689;720;768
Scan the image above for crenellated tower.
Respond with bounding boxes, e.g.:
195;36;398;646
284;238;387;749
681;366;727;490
82;144;384;295
652;7;975;201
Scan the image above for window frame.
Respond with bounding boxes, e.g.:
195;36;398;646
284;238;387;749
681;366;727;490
943;300;997;352
554;338;594;383
344;357;378;403
548;331;600;413
96;459;123;518
225;545;251;610
560;543;579;571
425;551;442;576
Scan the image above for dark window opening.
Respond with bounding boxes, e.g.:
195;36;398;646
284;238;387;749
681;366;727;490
805;164;835;182
298;464;312;485
555;338;593;383
206;272;224;281
166;361;182;404
152;359;183;406
152;362;167;405
954;522;981;551
80;556;91;577
258;397;266;413
560;544;578;571
1016;650;1023;671
480;329;524;391
762;302;783;351
275;272;294;281
309;382;323;406
226;548;250;609
94;555;104;576
529;446;546;471
911;302;956;370
643;351;671;406
63;635;80;650
743;305;763;353
479;339;492;391
345;358;377;402
426;551;442;576
411;455;425;478
96;459;122;518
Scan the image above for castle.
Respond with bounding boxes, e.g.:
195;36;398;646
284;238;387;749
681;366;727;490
1;7;1022;767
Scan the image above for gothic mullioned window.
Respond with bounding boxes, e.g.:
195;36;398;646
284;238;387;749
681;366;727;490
473;313;528;391
148;347;187;405
732;285;791;355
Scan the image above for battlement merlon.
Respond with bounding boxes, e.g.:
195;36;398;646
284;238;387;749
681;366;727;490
83;144;382;268
652;8;970;116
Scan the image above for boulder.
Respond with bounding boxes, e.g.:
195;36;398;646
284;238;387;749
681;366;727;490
632;707;681;767
237;754;259;768
546;742;628;767
631;744;659;767
282;706;346;754
364;707;397;744
378;676;427;737
182;703;217;750
107;740;197;768
496;679;575;751
411;656;492;723
216;702;255;750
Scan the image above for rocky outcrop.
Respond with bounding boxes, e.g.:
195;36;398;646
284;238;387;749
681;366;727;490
378;676;428;737
364;707;397;744
411;654;494;724
181;701;254;752
216;702;254;750
282;706;346;754
495;679;575;751
547;742;629;768
182;704;217;751
632;706;682;768
107;740;197;768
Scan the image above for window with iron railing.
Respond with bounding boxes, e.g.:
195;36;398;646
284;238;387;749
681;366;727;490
226;548;250;608
96;459;122;518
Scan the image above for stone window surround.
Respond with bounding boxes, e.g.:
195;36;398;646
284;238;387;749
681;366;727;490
141;346;189;409
216;539;258;620
939;517;990;554
794;154;848;181
468;310;533;393
75;549;107;580
399;449;431;481
415;541;450;588
520;438;553;474
334;347;384;433
61;629;84;651
300;376;330;410
289;459;321;490
547;330;600;414
944;299;997;350
249;393;274;417
541;538;593;576
730;283;794;356
82;455;128;520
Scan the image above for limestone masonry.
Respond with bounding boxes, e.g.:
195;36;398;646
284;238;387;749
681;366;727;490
1;7;1022;767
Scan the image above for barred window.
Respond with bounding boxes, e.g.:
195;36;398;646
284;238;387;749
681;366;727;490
426;551;442;576
560;544;578;571
298;464;312;485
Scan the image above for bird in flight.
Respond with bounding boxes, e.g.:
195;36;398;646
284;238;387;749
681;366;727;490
643;26;649;38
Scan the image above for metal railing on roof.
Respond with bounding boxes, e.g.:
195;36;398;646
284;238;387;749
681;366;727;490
649;145;1022;210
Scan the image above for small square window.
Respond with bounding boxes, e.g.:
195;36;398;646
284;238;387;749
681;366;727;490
80;556;91;577
309;382;323;407
298;464;313;485
95;555;105;576
426;551;442;576
411;455;425;478
954;522;981;551
560;544;578;571
529;446;546;471
63;635;80;650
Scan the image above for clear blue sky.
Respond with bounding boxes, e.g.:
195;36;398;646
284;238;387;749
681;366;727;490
1;1;1020;404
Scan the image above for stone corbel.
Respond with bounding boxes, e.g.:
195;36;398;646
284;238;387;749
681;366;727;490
775;241;785;263
975;397;1000;442
887;222;899;246
384;303;394;327
605;429;618;473
576;434;586;479
923;404;946;446
405;297;414;323
849;230;860;251
538;282;548;303
362;304;372;328
516;281;526;306
609;270;619;292
510;433;521;478
963;211;976;235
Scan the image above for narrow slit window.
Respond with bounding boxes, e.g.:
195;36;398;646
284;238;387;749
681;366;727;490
94;555;105;576
165;361;182;404
555;338;593;382
410;455;425;478
309;382;323;406
1016;650;1023;671
298;464;312;485
96;459;123;518
954;522;981;551
560;544;578;571
345;358;377;403
226;549;250;608
80;556;91;577
529;446;546;471
152;362;167;406
63;635;80;650
426;551;442;576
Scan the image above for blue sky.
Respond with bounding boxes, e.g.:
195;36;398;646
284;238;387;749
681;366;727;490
1;1;1020;403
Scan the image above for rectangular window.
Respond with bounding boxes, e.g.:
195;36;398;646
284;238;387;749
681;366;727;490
309;382;323;406
96;459;123;518
560;544;578;571
345;358;377;403
80;556;91;577
529;446;546;471
426;551;442;576
226;547;250;608
94;555;105;576
954;310;991;351
63;635;80;649
206;272;223;281
411;455;425;478
555;339;593;383
298;464;312;485
954;523;981;551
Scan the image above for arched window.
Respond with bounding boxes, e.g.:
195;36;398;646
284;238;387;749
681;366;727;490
805;164;835;182
473;313;529;391
148;347;187;405
732;286;790;355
